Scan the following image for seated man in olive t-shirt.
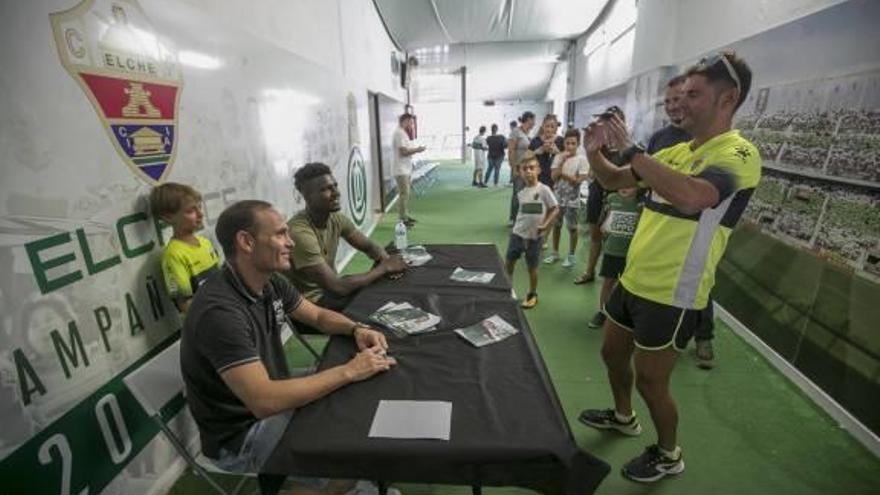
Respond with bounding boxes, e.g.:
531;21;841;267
285;162;406;311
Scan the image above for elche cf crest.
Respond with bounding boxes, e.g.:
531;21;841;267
51;0;183;184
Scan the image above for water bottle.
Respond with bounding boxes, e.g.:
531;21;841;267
394;219;408;250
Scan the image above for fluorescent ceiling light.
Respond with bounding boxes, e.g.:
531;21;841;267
179;50;223;70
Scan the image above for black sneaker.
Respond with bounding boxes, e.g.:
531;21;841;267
622;444;685;483
695;340;715;369
578;408;642;436
588;312;606;329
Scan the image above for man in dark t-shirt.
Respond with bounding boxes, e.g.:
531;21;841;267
485;124;507;186
646;76;692;155
181;200;396;483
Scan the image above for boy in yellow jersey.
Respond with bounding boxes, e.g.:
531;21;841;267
578;51;760;483
150;183;220;313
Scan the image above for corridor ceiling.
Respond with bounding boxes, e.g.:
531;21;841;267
374;0;611;101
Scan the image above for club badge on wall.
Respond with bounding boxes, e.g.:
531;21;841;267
348;146;367;226
51;0;183;185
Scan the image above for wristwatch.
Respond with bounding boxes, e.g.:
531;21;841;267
620;143;646;164
350;322;367;337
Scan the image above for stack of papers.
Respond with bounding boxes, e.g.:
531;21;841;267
400;245;432;266
450;267;496;284
454;315;519;347
370;301;441;336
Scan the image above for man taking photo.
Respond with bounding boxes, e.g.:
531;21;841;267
578;50;760;483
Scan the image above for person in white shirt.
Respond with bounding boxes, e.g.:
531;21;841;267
471;126;488;187
392;113;426;227
546;129;590;268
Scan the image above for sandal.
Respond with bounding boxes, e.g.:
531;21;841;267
573;272;595;285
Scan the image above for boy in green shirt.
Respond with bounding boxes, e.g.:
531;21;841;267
150;182;220;313
589;188;640;328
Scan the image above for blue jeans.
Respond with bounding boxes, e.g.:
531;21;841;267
485;157;503;185
212;411;329;489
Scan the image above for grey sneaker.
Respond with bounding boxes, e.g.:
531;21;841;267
588;311;606;329
578;408;642;436
695;340;715;369
622;444;685;483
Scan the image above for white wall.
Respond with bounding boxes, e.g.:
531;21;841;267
668;0;849;71
195;0;405;101
570;0;638;100
545;61;569;122
572;0;850;101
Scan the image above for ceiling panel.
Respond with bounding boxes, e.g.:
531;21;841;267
376;0;609;47
374;0;609;102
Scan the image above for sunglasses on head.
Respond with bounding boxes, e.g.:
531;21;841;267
698;53;741;92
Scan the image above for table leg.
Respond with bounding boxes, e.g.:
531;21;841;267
472;484;482;495
257;473;285;495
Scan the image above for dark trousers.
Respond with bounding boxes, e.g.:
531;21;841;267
485;157;503;185
509;175;524;221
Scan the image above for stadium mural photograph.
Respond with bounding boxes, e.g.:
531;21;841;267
712;0;880;438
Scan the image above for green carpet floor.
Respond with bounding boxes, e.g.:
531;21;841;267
169;160;880;495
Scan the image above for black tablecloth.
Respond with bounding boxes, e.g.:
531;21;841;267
260;244;609;494
375;243;514;294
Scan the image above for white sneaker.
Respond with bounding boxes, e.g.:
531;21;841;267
346;481;402;495
561;254;575;268
543;252;560;264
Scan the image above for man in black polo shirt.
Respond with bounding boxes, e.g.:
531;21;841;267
181;200;395;491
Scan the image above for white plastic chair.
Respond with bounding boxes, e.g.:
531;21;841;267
123;339;250;495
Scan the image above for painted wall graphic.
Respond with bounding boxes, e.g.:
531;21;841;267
0;0;382;493
51;0;182;185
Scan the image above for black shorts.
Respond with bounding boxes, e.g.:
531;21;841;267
506;234;542;269
599;254;626;279
603;283;705;351
585;181;605;224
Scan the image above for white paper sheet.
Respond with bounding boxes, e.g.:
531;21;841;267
368;400;452;440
